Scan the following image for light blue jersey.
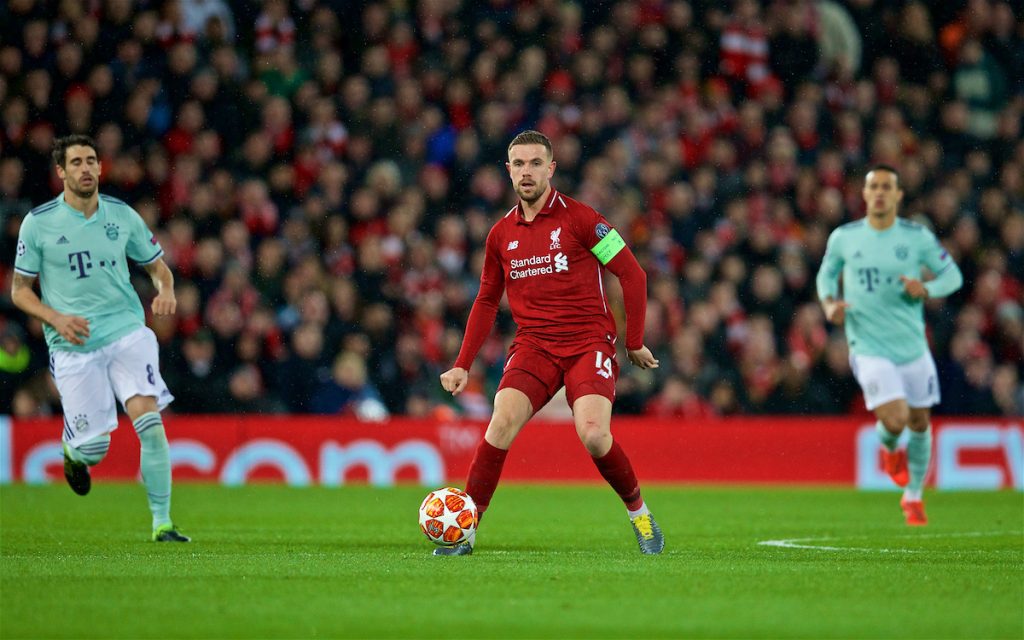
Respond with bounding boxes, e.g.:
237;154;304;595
816;218;963;364
14;193;164;353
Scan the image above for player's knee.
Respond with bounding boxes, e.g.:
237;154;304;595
576;420;610;456
880;414;907;433
74;434;111;466
877;405;909;432
126;396;160;420
485;413;521;448
908;413;930;432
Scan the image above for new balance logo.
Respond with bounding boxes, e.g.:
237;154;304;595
554;252;568;272
57;236;69;245
507;240;519;250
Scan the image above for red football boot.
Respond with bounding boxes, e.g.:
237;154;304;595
881;448;909;487
900;497;928;526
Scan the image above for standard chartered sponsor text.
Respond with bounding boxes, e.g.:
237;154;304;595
510;254;553;279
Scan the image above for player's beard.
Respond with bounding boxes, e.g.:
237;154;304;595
70;176;97;199
515;179;546;205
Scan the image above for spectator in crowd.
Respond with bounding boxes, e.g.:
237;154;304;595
645;375;715;418
179;0;235;42
222;363;286;414
275;322;329;414
163;328;223;414
992;364;1024;417
311;349;388;419
0;321;32;411
763;353;838;414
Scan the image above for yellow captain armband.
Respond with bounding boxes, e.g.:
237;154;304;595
590;227;626;265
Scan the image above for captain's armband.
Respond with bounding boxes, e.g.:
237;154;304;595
590;228;626;265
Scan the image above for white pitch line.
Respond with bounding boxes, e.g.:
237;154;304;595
758;530;1022;553
758;538;915;553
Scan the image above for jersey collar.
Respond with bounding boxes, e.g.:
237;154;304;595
59;193;101;222
514;189;561;225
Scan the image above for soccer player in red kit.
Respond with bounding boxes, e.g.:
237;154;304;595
436;130;664;556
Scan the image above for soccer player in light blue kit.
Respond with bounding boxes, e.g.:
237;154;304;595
11;135;189;542
816;164;963;526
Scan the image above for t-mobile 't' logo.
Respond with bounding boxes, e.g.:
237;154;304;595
68;251;93;279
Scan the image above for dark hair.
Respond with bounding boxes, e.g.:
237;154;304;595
52;134;98;168
507;130;552;159
865;163;901;187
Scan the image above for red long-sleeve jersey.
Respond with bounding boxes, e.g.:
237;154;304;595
455;189;647;370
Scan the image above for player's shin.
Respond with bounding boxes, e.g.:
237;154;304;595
905;426;932;501
465;439;508;523
875;420;901;451
134;412;172;529
591;440;644;512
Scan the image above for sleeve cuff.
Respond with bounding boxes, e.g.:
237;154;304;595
136;248;164;265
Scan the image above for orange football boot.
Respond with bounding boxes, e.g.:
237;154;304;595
881;448;909;487
900;498;928;526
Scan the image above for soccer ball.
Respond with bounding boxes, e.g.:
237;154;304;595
418;487;478;546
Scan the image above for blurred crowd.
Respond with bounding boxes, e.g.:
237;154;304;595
1;0;1022;420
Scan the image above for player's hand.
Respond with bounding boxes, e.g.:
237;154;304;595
51;313;90;345
900;275;928;300
440;367;469;395
152;291;177;315
823;299;851;325
627;346;659;369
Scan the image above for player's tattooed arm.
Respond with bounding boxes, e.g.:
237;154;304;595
10;272;45;316
143;258;176;315
12;272;36;293
11;273;91;345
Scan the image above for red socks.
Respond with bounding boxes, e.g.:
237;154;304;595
592;441;643;511
466;439;643;517
465;439;508;519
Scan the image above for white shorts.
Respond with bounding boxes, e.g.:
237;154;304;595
849;352;940;411
51;326;174;446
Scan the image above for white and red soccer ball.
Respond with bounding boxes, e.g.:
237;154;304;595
418;487;478;546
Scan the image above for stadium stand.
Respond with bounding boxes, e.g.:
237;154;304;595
1;0;1021;419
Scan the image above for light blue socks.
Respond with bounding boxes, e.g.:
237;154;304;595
905;426;932;501
66;434;111;465
875;420;901;452
134;412;172;529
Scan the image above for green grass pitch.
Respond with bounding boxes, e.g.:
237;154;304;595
1;484;1021;639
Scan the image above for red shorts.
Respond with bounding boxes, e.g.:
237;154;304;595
497;343;619;413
